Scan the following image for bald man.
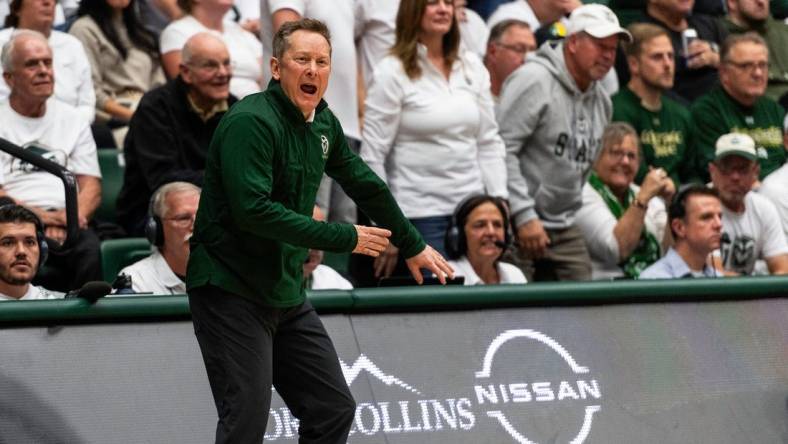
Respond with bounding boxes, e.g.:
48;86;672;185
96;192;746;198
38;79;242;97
118;32;238;236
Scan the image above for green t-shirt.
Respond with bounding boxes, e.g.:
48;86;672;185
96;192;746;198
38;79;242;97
612;86;692;186
690;85;786;183
186;81;425;307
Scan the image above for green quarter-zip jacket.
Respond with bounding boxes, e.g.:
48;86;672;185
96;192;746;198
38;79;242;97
186;80;425;306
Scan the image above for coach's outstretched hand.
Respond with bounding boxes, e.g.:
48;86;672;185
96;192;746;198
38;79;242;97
405;245;455;285
353;225;391;257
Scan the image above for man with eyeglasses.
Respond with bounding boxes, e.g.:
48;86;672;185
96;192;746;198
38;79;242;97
612;23;692;188
118;182;201;294
690;32;786;184
484;18;536;101
708;133;788;275
724;0;788;102
117;32;237;237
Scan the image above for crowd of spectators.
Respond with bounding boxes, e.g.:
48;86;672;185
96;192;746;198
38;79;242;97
0;0;787;300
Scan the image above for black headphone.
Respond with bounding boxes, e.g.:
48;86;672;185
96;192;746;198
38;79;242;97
0;204;48;271
444;194;512;260
144;191;164;247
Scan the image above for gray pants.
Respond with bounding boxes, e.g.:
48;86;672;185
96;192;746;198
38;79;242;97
315;137;360;224
506;224;592;281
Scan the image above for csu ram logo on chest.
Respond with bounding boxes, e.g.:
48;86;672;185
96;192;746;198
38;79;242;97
320;135;329;159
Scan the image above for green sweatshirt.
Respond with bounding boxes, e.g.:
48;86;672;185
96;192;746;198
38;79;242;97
724;17;788;102
689;85;785;183
186;81;425;307
612;86;692;186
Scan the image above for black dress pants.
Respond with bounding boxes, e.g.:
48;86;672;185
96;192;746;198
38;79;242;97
188;285;355;444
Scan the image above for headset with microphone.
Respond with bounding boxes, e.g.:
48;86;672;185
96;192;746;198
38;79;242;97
444;194;512;260
144;191;165;247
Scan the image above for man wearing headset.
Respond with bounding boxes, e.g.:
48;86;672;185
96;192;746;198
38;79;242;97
118;182;200;294
640;185;723;279
0;204;58;301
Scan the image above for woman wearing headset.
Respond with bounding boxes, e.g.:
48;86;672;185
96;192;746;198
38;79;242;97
445;195;526;285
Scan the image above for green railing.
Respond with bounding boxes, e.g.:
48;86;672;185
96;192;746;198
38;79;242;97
1;276;787;325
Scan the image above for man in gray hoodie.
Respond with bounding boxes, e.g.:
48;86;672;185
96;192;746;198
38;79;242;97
498;4;631;281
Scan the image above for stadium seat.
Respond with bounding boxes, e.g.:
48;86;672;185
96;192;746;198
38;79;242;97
100;237;152;282
96;149;124;223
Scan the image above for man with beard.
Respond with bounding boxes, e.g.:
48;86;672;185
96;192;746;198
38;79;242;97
724;0;788;102
0;204;58;301
613;23;692;188
708;133;788;275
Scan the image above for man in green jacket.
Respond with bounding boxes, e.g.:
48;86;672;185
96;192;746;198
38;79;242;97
186;19;452;444
724;0;788;101
690;32;786;183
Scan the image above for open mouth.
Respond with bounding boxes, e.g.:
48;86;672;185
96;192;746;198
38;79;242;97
300;84;317;95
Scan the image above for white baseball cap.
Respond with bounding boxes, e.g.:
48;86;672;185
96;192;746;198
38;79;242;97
714;133;757;161
566;4;632;43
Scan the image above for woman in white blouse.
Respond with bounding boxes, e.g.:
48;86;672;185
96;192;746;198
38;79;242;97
159;0;262;98
445;195;527;285
360;0;507;278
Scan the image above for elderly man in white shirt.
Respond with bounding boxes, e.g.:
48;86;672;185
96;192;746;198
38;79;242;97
118;182;200;295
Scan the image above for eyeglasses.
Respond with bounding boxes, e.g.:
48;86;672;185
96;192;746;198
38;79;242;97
714;161;756;176
495;42;533;55
725;60;769;73
606;148;638;162
188;59;234;75
163;214;196;227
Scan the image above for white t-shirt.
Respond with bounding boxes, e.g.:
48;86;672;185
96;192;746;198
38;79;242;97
0;285;60;301
354;0;398;89
576;183;666;280
0;28;96;123
309;264;353;290
487;0;540;30
718;192;788;275
160;15;263;99
759;163;788;237
448;256;527;285
116;249;185;295
460;7;489;59
260;0;360;139
360;47;507;218
0;101;101;209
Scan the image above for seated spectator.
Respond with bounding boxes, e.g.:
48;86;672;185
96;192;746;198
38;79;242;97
445;195;527;285
497;4;629;282
116;33;235;236
0;204;59;301
483;19;536;101
487;0;579;31
0;0;95;123
642;0;728;102
576;123;674;280
456;0;489;58
640;185;723;279
117;182;199;294
69;0;165;148
724;0;788;102
690;32;785;183
613;23;692;187
709;133;788;275
360;0;507;277
0;31;103;292
160;0;262;98
304;206;353;290
759;163;788;236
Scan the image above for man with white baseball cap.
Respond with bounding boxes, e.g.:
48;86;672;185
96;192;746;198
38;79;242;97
498;4;631;281
709;132;788;275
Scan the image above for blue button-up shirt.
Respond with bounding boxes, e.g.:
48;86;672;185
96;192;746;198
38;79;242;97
639;248;718;279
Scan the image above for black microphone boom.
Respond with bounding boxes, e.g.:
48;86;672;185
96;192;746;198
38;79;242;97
65;281;112;303
0;137;80;250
